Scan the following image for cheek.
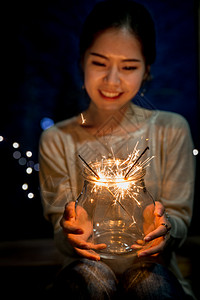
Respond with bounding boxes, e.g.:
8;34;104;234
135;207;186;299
126;73;144;90
84;70;102;89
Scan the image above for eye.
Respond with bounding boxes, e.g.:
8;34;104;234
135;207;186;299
92;61;106;67
123;66;137;71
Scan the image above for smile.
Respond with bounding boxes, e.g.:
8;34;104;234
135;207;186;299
100;90;122;98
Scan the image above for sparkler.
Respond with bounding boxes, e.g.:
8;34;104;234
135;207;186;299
78;154;100;179
78;145;154;207
124;146;149;179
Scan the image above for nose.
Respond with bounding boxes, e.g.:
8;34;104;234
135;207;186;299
104;66;120;85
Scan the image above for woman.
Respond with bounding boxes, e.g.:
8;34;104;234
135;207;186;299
39;1;196;299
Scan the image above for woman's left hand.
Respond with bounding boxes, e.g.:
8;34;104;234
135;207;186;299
132;201;172;257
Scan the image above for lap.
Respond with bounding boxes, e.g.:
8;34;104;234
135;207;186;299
118;260;187;299
49;258;187;300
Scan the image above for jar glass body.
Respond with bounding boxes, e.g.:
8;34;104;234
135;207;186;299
76;159;155;259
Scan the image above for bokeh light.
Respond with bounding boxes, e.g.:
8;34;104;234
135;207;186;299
26;167;33;174
18;157;27;165
40;117;54;130
13;142;20;148
26;151;32;157
13;151;21;159
28;192;34;199
193;149;199;156
22;183;28;190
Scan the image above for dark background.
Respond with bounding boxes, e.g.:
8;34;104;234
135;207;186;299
1;0;199;242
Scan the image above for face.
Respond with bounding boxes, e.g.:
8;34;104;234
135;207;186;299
82;27;149;112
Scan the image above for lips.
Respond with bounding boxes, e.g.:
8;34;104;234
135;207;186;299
100;90;122;99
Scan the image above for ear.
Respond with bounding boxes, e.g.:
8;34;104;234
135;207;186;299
143;65;151;81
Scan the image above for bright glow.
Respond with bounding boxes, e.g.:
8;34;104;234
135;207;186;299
26;151;32;157
13;142;19;148
81;113;86;124
26;167;33;174
13;151;21;159
28;192;34;199
193;149;199;156
0;136;4;142
22;183;28;190
82;144;154;209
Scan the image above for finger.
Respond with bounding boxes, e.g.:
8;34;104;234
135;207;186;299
87;242;107;250
154;201;165;217
131;244;143;250
144;224;169;242
68;235;92;249
68;235;106;250
75;248;101;261
61;220;83;234
138;238;166;257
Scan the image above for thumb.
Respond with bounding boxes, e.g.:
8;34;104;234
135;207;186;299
63;201;76;220
154;201;165;217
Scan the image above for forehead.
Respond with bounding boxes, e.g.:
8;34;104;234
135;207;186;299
88;27;143;59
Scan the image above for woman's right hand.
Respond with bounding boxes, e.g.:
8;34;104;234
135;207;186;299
60;201;106;260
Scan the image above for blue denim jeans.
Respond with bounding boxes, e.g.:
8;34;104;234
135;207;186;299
50;258;189;299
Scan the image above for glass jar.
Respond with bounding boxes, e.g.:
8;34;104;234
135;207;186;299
75;158;155;259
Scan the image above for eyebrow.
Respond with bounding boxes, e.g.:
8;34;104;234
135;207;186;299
90;52;141;62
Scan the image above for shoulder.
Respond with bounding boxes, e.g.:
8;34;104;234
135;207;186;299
41;116;78;137
39;116;78;145
152;110;193;148
153;110;190;130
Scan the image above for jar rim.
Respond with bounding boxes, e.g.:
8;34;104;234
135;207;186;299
82;158;146;184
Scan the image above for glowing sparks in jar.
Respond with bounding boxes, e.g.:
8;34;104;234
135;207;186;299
78;144;154;208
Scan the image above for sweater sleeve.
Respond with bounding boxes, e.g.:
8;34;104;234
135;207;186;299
160;114;195;248
39;126;75;230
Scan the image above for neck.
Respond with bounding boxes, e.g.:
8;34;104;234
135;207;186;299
86;102;131;127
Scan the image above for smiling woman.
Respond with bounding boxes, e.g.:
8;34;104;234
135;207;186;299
82;27;147;114
77;27;152;135
39;0;196;299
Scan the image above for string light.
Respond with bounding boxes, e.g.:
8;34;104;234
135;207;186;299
28;192;34;199
0;134;41;200
22;183;28;190
13;142;20;148
26;151;32;157
193;149;199;156
26;167;33;174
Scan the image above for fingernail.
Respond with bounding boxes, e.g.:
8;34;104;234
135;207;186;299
144;236;151;241
155;212;162;217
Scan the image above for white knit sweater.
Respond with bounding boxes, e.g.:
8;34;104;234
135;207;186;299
39;103;196;298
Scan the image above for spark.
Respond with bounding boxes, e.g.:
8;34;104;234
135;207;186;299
124;146;149;179
79;144;154;212
81;113;86;124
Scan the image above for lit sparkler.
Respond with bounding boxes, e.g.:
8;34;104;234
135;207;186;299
78;145;154;210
